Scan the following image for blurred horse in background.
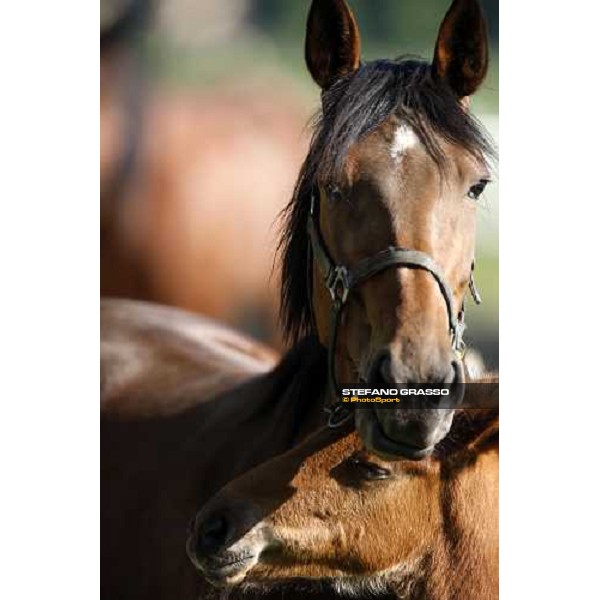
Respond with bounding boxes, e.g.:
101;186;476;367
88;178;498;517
101;0;309;347
101;298;279;418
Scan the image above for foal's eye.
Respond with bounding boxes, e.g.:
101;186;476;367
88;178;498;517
349;457;392;481
467;179;490;201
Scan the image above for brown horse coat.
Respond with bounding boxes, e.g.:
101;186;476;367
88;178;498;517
101;299;329;599
189;405;499;600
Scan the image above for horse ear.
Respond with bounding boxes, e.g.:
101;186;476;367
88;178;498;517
432;0;489;98
305;0;361;90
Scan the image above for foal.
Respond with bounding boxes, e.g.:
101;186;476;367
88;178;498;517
189;389;499;599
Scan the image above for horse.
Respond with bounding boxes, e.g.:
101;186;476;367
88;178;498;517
103;0;496;595
188;392;499;599
100;0;309;347
277;0;495;457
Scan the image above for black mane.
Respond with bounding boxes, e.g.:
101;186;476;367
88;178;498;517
279;58;497;344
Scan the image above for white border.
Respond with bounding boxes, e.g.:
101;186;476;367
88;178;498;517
0;2;99;598
1;1;600;598
501;1;600;597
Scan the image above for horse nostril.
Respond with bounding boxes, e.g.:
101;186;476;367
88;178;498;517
368;350;394;385
195;513;231;557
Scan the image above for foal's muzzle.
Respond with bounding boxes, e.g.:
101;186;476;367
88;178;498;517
187;504;265;587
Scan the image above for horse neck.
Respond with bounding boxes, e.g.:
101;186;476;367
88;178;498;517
427;445;499;600
259;336;329;441
228;335;328;443
181;336;329;495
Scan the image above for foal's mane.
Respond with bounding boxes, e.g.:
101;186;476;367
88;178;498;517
279;58;497;343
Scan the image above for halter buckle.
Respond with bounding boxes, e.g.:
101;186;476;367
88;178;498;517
326;266;350;304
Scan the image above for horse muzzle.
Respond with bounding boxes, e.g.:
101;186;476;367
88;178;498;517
356;357;465;459
355;407;454;460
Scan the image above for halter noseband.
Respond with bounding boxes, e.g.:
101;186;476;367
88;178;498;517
307;186;481;426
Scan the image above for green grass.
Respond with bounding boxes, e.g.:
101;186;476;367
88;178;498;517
144;35;499;112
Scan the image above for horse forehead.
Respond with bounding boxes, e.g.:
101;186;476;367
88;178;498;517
292;431;361;478
344;119;417;180
345;122;431;199
390;124;420;163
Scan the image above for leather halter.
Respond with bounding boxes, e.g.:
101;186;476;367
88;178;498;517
307;186;481;426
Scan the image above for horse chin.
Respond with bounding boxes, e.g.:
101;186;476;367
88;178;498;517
195;551;259;588
355;408;439;460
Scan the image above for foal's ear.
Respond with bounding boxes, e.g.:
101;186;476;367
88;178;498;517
305;0;361;90
432;0;489;98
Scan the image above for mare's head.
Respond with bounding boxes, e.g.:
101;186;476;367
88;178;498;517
280;0;495;458
188;403;498;595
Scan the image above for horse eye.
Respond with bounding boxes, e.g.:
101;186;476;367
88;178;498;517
326;185;343;201
350;457;392;481
467;179;490;201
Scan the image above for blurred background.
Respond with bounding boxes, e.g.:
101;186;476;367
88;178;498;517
100;0;499;368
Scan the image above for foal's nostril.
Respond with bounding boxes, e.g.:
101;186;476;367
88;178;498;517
195;513;231;557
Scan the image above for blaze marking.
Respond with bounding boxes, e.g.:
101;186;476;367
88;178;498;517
390;124;419;163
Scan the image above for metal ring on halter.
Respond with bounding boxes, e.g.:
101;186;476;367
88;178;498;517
326;266;350;303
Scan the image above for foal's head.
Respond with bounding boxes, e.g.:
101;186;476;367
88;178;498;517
280;0;495;457
188;404;498;597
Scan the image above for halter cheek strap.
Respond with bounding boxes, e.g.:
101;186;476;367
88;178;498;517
307;186;481;425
